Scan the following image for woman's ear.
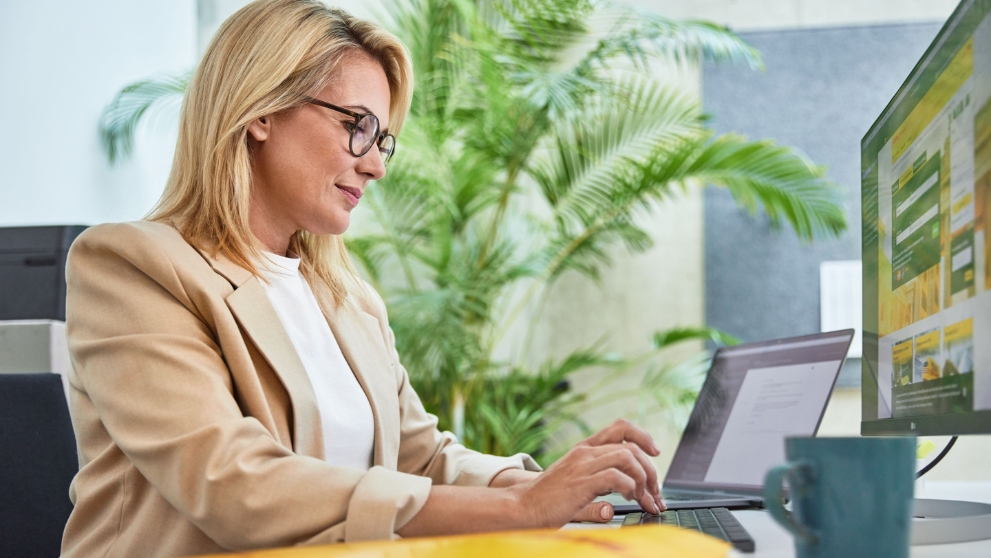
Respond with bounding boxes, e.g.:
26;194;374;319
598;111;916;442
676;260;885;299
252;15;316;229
246;115;271;142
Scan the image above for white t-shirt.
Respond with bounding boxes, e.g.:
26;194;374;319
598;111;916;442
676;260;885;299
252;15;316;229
257;252;374;471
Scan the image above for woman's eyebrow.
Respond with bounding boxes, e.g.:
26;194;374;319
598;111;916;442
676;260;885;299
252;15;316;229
345;104;374;114
345;104;389;133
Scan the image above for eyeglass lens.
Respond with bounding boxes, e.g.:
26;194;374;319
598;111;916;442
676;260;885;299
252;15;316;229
351;114;395;164
352;114;378;154
351;114;396;163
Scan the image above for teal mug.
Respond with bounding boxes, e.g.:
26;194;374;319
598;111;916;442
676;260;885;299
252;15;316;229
763;437;916;558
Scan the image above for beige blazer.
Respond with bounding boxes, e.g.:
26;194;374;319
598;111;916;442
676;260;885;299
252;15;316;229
60;221;538;558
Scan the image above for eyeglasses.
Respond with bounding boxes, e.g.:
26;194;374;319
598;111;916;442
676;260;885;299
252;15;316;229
302;96;396;165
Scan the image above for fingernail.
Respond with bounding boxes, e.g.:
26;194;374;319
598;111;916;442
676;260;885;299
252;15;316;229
651;444;661;455
600;506;611;520
656;496;666;512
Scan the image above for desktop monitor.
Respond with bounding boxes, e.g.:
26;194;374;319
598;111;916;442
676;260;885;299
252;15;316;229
861;0;991;437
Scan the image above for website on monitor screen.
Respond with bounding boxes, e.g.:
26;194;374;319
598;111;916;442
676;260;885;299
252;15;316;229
869;7;991;420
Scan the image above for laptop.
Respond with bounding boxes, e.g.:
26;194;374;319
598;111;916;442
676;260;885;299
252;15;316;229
601;329;855;513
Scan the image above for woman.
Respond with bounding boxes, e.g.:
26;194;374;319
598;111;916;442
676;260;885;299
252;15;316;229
61;1;664;556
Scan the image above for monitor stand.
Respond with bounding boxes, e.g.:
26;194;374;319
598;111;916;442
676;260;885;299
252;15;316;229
912;499;991;544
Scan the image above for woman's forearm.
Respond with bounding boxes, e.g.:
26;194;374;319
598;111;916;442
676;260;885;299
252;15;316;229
488;468;540;488
396;485;529;537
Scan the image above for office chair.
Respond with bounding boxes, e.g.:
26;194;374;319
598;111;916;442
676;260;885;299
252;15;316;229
0;373;78;558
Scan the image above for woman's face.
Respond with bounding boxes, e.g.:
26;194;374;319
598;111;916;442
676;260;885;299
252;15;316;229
247;51;391;251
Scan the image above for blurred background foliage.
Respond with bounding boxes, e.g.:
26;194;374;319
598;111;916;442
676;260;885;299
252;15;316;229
100;0;847;466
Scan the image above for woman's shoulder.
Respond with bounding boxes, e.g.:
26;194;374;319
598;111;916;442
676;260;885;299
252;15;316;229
73;220;189;255
68;220;218;288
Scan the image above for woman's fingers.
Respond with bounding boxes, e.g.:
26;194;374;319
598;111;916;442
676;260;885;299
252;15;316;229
638;492;664;515
624;442;664;511
586;447;664;513
590;467;638;501
577;439;662;512
584;447;648;499
572;501;615;523
582;419;660;456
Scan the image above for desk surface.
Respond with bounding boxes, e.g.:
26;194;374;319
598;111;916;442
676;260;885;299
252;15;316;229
565;481;991;557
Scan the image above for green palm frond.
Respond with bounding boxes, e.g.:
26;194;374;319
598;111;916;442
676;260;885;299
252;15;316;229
388;287;486;379
579;6;763;74
531;77;701;219
515;69;601;119
537;216;652;282
485;0;593;66
533;125;846;283
99;73;189;164
655;133;848;240
524;80;702;280
654;326;740;349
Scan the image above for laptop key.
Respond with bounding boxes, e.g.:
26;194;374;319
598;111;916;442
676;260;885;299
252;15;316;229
622;513;642;527
711;509;756;552
621;507;756;553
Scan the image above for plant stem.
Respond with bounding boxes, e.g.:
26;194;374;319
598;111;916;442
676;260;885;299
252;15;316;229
518;282;554;365
543;194;642;281
477;162;519;271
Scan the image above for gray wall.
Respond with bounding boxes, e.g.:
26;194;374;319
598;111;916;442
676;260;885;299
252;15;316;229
702;22;944;384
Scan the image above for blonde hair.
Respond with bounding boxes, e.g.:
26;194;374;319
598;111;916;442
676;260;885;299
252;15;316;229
149;0;413;303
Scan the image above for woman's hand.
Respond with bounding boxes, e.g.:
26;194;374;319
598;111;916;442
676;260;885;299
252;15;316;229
512;419;665;528
399;420;664;537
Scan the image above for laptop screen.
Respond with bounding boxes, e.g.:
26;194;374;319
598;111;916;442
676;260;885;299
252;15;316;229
664;330;854;494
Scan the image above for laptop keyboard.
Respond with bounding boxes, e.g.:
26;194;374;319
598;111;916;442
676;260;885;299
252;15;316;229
621;508;755;553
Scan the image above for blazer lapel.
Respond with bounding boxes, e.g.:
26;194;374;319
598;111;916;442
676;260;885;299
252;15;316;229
312;283;398;468
197;248;323;459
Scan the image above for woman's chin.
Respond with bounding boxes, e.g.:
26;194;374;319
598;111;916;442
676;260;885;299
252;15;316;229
305;214;350;236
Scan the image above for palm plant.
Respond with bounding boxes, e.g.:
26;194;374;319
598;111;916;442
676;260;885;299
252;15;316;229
99;0;847;463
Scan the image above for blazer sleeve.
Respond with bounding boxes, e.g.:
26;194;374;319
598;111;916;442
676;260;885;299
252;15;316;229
355;284;543;489
65;224;428;550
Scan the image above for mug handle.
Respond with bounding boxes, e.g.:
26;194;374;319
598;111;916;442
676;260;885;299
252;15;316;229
763;460;819;545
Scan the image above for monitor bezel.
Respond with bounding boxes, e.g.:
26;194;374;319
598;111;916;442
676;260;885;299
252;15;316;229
862;410;991;436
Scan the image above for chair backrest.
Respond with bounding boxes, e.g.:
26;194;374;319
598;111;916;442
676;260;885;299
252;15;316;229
0;373;78;558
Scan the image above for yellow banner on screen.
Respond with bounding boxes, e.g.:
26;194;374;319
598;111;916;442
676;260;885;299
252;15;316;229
892;38;973;163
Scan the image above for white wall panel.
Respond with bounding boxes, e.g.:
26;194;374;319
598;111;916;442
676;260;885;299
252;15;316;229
0;0;197;226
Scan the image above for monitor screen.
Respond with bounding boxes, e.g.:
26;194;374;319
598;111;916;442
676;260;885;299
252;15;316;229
862;0;991;435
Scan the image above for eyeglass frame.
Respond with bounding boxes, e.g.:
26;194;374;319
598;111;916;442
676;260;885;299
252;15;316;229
301;96;396;165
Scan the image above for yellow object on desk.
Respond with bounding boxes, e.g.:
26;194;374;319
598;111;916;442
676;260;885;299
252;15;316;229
193;525;732;558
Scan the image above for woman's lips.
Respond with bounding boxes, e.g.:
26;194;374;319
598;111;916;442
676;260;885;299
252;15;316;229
336;185;362;205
